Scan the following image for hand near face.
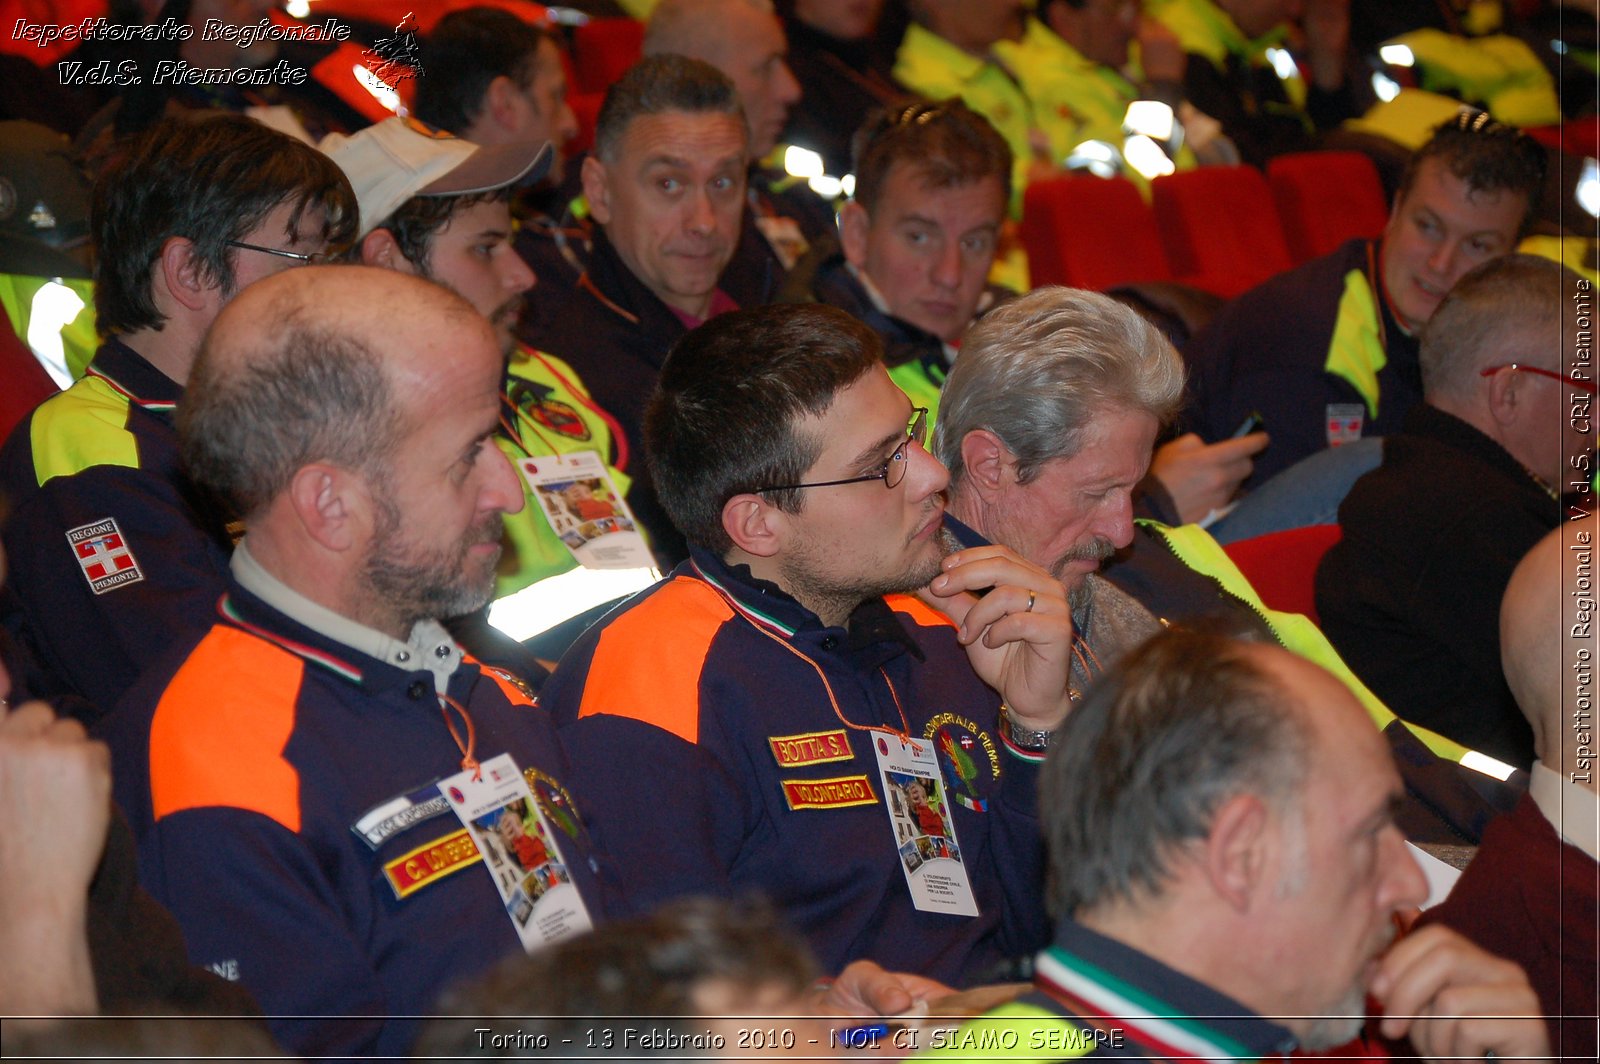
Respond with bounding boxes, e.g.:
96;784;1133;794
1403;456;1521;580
1149;431;1269;524
1370;924;1549;1062
917;545;1076;731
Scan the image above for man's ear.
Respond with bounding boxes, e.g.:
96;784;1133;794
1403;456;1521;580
1483;362;1522;430
958;429;1015;499
721;492;785;559
157;236;216;314
1201;793;1270;913
360;227;410;272
582;155;611;225
838;200;870;268
482;74;523;135
286;463;366;553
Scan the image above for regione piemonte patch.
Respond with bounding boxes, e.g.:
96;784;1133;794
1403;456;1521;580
67;518;143;594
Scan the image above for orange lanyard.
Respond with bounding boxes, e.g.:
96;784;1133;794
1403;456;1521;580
439;692;480;780
695;567;913;740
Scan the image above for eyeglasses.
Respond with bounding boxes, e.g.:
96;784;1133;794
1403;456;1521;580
757;407;929;494
225;239;336;265
1479;363;1597;396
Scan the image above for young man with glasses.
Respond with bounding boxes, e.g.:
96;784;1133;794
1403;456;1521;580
544;302;1077;987
1317;253;1586;769
0;114;355;720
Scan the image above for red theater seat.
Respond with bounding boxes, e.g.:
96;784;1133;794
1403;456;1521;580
1021;174;1172;290
570;18;644;95
1151;165;1293;298
1268;151;1390;263
1222;524;1343;625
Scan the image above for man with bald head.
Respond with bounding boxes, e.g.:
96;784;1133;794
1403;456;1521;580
934;627;1548;1062
1418;525;1600;1060
101;267;604;1058
1317;254;1582;767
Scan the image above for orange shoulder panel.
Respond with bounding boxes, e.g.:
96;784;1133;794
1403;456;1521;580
149;627;305;833
576;577;733;745
470;659;540;709
886;593;957;630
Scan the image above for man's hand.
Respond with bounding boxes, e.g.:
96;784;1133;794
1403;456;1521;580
1370;925;1549;1061
813;960;954;1018
0;699;112;1015
917;545;1075;731
1150;431;1268;524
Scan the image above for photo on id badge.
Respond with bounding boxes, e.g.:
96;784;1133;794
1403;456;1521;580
887;771;961;873
473;797;570;928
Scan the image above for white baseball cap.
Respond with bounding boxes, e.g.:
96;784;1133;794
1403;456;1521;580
321;116;553;237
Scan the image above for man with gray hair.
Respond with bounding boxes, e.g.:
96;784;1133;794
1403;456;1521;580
937;284;1523;843
935;286;1179;687
928;627;1549;1061
522;54;750;563
1317;254;1584;768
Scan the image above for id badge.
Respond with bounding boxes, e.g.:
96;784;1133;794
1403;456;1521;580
872;731;979;917
438;753;595;951
1325;403;1365;448
517;450;654;570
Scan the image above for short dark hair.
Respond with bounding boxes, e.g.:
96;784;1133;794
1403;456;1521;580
646;303;882;552
413;7;551;134
180;298;403;519
1041;628;1309;919
416;896;818;1059
371;189;509;271
1398;108;1547;237
593;54;743;163
92;113;356;336
850;99;1013;215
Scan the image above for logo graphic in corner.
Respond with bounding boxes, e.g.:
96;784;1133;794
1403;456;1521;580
67;518;143;594
923;713;1000;813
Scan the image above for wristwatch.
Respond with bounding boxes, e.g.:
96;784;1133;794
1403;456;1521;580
1002;704;1055;752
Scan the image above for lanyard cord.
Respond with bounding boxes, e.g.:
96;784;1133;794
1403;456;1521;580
694;567;912;739
500;355;634;474
500;399;561;458
526;351;632;472
439;692;481;780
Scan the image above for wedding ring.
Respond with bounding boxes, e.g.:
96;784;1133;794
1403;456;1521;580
1025;590;1036;613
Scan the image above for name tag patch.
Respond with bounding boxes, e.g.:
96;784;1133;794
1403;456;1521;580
382;827;482;899
768;728;854;768
781;774;877;810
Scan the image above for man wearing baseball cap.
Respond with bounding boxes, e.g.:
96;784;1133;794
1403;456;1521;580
322;117;641;667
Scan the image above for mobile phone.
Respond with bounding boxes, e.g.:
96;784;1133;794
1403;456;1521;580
1231;411;1265;438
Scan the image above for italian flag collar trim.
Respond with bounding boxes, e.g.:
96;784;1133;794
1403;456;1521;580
219;594;365;684
1034;945;1266;1062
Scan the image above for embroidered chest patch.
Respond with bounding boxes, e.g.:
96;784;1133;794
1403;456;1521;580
923;713;1001;813
768;728;854;767
780;774;877;811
